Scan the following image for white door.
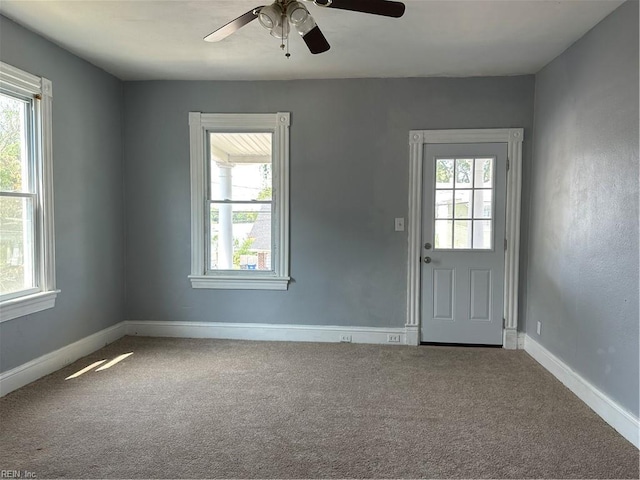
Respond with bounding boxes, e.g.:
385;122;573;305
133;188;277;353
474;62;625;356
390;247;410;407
420;143;507;345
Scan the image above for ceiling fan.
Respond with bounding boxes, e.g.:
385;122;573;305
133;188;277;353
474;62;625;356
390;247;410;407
204;0;406;56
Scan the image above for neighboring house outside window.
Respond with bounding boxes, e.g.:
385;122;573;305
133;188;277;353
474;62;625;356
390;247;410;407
188;112;290;290
0;62;57;322
248;204;273;270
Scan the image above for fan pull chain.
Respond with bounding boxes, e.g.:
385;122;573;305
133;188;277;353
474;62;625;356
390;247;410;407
278;13;290;59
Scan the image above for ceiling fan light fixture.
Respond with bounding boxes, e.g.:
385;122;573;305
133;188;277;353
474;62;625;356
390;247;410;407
287;1;310;26
258;3;283;30
270;18;291;39
293;14;317;36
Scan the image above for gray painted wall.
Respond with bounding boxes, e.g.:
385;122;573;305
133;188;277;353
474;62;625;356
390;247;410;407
0;16;125;373
124;77;534;328
527;0;639;416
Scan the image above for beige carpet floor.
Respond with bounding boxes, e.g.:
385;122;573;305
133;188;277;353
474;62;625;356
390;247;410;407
0;336;638;479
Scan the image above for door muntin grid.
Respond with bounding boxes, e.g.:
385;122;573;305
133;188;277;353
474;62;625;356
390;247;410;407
433;156;495;251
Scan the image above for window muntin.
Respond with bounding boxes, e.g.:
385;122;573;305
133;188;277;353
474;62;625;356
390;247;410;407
434;157;495;250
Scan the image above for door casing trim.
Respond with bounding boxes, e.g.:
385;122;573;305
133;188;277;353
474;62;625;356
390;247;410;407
406;129;524;349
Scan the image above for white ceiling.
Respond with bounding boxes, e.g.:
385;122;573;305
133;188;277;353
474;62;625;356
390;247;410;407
0;0;624;81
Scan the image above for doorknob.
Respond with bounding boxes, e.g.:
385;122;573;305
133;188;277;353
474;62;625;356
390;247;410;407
423;256;432;264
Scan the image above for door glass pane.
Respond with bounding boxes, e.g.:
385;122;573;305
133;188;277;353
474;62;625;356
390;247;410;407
433;156;496;250
435;190;453;219
473;190;492;219
435;159;454;189
0;196;35;295
210;203;272;271
453;220;472;249
455;159;472;188
454;190;472;219
209;133;272;201
0;93;31;193
473;220;492;249
474;158;493;188
434;220;453;249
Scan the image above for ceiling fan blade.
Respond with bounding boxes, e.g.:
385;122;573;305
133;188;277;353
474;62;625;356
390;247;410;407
318;0;405;18
204;7;264;42
302;25;331;54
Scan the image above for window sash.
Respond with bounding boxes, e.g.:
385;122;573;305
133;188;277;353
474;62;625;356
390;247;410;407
206;200;274;273
0;89;40;299
206;131;276;273
0;184;39;300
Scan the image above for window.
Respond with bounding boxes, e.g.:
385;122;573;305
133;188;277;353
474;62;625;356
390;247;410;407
188;112;290;290
433;157;494;250
0;62;57;322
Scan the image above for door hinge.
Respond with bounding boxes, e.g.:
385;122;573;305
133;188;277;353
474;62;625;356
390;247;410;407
503;318;506;328
507;158;510;171
504;238;508;251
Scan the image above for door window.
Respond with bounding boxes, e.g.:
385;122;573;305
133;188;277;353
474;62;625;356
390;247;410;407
434;157;494;250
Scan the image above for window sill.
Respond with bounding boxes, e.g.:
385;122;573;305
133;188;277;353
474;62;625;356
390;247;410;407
0;290;60;323
189;275;290;291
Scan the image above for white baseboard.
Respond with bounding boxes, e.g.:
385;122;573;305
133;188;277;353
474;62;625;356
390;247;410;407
125;320;407;346
0;320;407;396
524;334;639;449
0;322;126;397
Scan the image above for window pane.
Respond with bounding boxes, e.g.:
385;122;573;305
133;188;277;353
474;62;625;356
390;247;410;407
473;220;492;249
435;159;454;189
455;159;472;188
473;190;492;219
474;158;493;188
454;190;472;219
210;203;272;271
210;133;272;201
435;190;453;219
432;156;495;251
453;220;472;249
434;220;453;249
0;93;31;193
0;196;35;295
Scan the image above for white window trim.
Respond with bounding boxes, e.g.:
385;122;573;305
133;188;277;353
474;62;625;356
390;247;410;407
188;112;290;290
0;62;58;322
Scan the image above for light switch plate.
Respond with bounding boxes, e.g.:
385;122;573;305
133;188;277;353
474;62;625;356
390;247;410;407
394;217;405;231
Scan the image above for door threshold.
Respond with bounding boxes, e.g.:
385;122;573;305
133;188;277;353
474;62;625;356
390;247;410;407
420;342;502;348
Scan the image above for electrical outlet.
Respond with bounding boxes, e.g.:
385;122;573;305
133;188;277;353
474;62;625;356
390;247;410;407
339;334;352;343
537;321;542;335
387;334;401;343
394;217;405;232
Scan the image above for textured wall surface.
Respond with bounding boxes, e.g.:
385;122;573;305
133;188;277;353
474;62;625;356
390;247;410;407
123;76;534;329
0;17;125;373
527;0;639;415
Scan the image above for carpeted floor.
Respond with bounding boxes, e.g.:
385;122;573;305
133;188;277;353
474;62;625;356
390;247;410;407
0;336;638;479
